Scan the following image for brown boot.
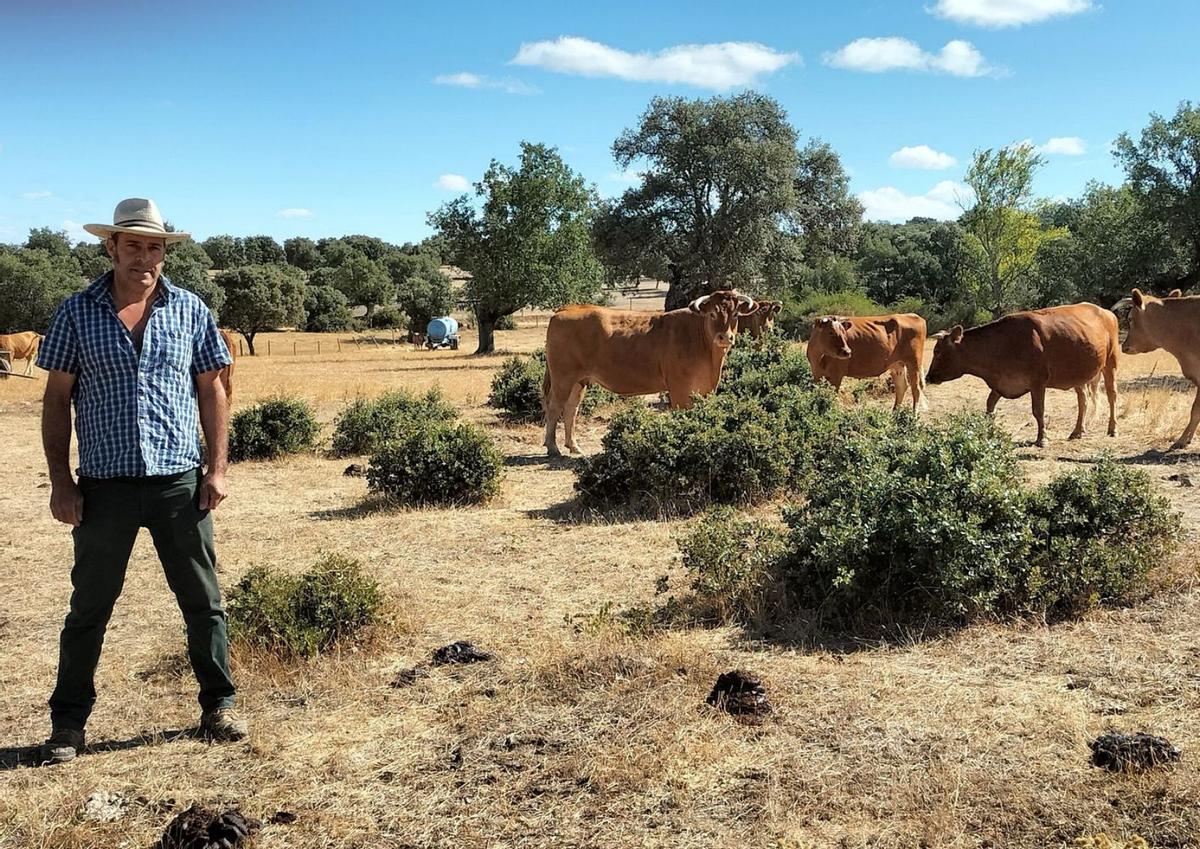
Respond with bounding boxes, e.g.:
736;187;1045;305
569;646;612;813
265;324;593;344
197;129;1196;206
199;708;249;742
42;728;86;764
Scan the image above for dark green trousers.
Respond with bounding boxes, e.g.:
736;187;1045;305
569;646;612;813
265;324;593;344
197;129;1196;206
49;467;236;730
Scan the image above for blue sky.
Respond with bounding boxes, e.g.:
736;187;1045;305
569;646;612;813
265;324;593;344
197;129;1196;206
2;0;1197;246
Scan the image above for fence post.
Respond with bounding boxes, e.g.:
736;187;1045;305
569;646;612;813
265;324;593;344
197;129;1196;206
318;341;321;355
267;340;271;356
293;341;297;356
337;339;342;353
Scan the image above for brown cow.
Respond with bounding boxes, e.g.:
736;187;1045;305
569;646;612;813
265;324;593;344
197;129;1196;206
218;329;237;405
0;331;42;376
737;300;782;345
925;303;1119;447
1121;288;1200;449
806;313;928;412
543;290;756;455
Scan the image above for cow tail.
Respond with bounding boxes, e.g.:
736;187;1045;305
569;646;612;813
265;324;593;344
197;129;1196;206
542;367;552;418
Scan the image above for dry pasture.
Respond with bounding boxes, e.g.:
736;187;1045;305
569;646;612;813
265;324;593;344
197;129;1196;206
2;321;1200;848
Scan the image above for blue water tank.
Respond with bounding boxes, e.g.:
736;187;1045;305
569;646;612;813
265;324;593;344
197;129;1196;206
426;316;459;342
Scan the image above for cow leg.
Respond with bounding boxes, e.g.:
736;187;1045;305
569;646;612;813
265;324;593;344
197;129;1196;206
986;390;1001;415
563;382;585;454
1103;363;1118;438
1068;386;1087;440
1170;380;1200;449
543;376;570;456
888;363;907;410
1031;385;1047;448
908;363;926;413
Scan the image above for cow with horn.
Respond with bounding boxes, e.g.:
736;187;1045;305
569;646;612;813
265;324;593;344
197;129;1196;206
542;290;757;455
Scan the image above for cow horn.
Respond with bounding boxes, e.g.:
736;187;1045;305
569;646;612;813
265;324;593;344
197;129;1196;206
1111;297;1133;311
689;295;712;311
734;291;757;315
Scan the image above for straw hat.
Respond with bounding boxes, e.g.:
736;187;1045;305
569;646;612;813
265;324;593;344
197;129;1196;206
83;198;190;243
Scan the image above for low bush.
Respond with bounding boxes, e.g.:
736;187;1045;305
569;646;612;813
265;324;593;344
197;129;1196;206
574;385;880;511
226;553;383;657
718;333;813;399
1026;459;1181;618
495;313;518;330
678;507;787;625
783;414;1034;624
368;305;408;330
680;418;1182;634
330;388;456;457
489;350;620;422
229;396;320;462
367;419;504;506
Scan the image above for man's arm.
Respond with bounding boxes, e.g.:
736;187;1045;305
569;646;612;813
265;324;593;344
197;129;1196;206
196;368;229;511
43;370;82;527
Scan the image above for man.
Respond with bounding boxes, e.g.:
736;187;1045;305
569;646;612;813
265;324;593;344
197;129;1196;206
37;198;246;765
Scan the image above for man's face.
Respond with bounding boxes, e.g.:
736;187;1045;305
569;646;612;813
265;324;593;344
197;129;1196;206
107;234;166;290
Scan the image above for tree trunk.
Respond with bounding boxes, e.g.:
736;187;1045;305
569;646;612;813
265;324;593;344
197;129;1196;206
475;312;497;355
664;262;707;311
244;332;257;356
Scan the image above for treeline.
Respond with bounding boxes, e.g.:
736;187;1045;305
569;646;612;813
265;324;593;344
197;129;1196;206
3;95;1197;354
0;229;454;355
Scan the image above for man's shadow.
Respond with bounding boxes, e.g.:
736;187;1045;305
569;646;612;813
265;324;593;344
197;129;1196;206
1;727;196;770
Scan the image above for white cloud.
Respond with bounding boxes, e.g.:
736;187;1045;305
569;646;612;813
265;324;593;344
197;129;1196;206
824;37;994;77
857;180;974;223
436;173;471;192
511;36;799;90
1040;136;1087;155
21;190;52;200
889;145;957;170
433;72;538;95
277;208;314;219
929;0;1093;28
1013;136;1087;156
62;219;90;244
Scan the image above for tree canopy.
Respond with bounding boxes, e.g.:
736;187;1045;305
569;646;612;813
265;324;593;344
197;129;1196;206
216;264;307;354
429;141;602;353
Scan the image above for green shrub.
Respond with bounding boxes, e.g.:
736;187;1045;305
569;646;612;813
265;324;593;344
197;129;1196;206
330;388;456;457
678;507;787;624
717;333;813;399
777;289;883;340
495;313;518;330
226;553;383;657
229;396;320;462
489;350;620;422
782;414;1034;625
367;419;504;506
1026;459;1181;618
574;387;864;511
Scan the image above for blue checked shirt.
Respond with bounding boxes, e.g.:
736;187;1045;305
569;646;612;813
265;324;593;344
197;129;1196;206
37;272;233;478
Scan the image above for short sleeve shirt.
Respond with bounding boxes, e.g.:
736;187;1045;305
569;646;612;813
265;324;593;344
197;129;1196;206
37;272;233;478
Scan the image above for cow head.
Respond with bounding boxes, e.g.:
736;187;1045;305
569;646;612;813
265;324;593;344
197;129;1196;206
690;290;757;349
811;316;853;359
1121;288;1163;355
925;325;966;384
759;301;783;333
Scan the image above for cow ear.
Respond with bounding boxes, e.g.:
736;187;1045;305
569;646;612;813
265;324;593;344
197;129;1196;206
950;325;964;343
839;320;853;332
1132;288;1145;309
1169;288;1183;298
818;316;832;325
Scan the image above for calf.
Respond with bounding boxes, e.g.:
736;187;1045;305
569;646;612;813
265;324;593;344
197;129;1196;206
925;303;1119;447
806;313;928;412
737;300;782;345
1121;288;1200;448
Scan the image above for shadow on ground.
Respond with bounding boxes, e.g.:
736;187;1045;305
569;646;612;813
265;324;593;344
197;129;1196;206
1;728;196;771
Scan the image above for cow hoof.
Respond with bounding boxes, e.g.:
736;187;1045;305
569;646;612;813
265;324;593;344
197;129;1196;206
567;444;581;454
1170;440;1190;451
1068;431;1083;441
1034;440;1046;449
545;446;561;457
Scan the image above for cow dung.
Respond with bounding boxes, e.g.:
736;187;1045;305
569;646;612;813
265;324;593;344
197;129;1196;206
1090;732;1181;772
268;810;297;825
706;670;772;721
343;463;367;477
431;641;493;666
156;804;261;849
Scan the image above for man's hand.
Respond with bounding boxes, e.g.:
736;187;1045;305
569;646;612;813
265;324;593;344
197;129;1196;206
199;469;228;511
50;478;83;527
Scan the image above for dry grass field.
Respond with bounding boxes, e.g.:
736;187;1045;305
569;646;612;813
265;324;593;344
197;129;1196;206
2;316;1200;848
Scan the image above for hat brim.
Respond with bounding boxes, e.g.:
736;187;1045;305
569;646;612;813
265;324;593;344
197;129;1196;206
82;223;191;243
